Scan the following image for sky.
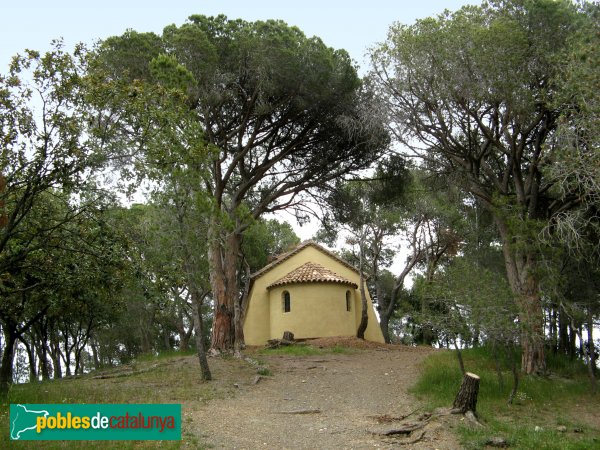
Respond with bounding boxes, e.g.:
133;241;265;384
1;0;479;74
0;0;479;245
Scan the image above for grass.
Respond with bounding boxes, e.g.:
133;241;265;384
0;351;252;449
257;343;353;356
134;348;197;363
256;366;272;376
412;347;599;449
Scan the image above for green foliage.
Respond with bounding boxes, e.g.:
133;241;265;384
94;14;388;217
256;367;272;376
371;0;599;371
95;201;212;364
413;256;517;346
548;3;600;257
242;219;300;272
98;30;164;81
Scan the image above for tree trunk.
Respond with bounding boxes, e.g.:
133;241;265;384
179;327;192;352
176;208;212;380
558;307;569;355
0;327;17;395
191;293;212;381
379;315;391;344
472;327;480;348
381;223;422;344
453;336;465;376
492;341;504;391
175;302;192;351
62;332;72;376
587;309;597;378
550;307;558;354
420;294;435;346
162;323;171;350
568;321;577;360
519;287;546;375
497;219;546;374
90;338;100;370
20;336;37;383
49;330;63;379
356;241;369;339
235;260;252;355
507;344;519;404
452;372;480;414
139;316;153;355
208;222;230;352
576;316;597;394
209;228;241;353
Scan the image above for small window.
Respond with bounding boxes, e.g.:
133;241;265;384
346;290;351;312
283;291;291;313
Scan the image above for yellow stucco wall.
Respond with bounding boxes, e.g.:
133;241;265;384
243;244;385;345
269;284;356;339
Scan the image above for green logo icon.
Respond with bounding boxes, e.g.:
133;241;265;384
10;404;181;440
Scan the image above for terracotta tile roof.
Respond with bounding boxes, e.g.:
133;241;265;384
267;262;358;290
250;240;359;281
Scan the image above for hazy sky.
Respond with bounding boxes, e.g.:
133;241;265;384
1;0;479;74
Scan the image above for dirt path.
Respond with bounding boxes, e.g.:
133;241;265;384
191;343;460;449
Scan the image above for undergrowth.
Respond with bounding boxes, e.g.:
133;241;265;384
412;347;599;449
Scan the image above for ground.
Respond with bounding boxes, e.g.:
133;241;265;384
191;338;460;449
4;339;596;449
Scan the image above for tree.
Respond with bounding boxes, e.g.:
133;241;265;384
94;15;389;352
414;254;522;401
0;190;125;388
548;1;600;260
374;171;461;344
318;183;376;339
315;156;410;340
0;44;114;391
370;0;595;373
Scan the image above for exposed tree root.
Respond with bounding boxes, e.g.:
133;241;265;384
370;407;421;423
397;431;426;445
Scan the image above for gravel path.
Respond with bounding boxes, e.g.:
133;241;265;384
191;344;460;449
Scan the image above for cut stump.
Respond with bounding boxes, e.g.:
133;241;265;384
452;372;480;414
282;331;294;341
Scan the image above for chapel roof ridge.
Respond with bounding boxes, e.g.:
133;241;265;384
267;261;358;289
250;240;359;280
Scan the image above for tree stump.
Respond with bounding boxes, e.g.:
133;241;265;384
452;372;480;414
282;331;294;341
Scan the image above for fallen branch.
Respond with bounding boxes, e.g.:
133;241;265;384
275;409;321;415
92;364;158;380
92;371;133;379
266;339;295;349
